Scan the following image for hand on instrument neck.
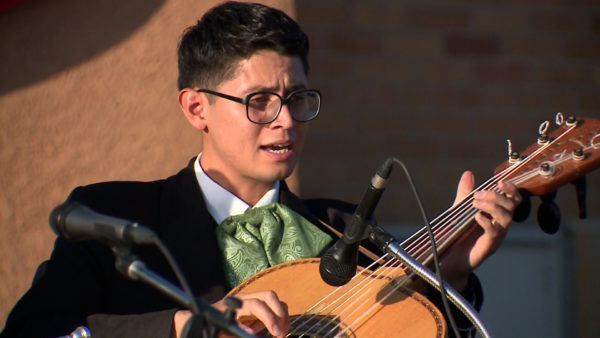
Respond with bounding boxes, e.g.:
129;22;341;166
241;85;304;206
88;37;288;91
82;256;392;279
440;171;521;292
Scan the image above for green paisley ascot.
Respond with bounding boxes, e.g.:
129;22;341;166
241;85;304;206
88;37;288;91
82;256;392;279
216;203;333;288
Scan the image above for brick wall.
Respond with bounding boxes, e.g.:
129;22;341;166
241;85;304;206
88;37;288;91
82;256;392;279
295;0;600;225
0;0;295;326
295;1;600;336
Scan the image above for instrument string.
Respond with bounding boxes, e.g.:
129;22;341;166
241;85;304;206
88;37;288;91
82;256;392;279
291;172;520;337
296;192;499;337
333;271;418;337
288;256;392;336
319;258;419;337
401;168;510;261
506;133;597;189
402;122;576;264
290;256;400;337
290;123;577;337
318;265;405;337
332;145;544;336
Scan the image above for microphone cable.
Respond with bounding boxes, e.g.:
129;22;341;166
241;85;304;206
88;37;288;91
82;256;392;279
388;157;462;338
150;236;202;315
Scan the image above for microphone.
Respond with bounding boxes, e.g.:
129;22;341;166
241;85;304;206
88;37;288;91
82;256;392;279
319;158;393;286
49;202;157;245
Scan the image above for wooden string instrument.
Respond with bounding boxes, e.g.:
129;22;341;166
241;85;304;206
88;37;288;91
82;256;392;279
229;114;600;337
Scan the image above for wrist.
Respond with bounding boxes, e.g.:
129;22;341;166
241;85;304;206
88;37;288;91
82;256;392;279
172;310;192;338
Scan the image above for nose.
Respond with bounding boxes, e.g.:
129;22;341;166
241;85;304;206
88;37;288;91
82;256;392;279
270;104;294;129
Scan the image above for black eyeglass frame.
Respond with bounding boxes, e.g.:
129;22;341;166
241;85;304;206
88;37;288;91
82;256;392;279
195;88;321;124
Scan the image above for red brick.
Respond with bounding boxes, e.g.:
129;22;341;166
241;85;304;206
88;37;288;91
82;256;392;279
422;61;473;85
592;11;600;33
473;9;530;33
565;39;600;58
322;31;381;53
370;83;406;109
403;110;475;135
580;91;600;110
350;56;410;82
506;0;562;4
516;89;544;109
460;87;486;107
406;6;470;30
398;85;435;108
486;89;519;109
593;64;600;85
397;61;464;85
561;0;600;7
309;53;351;78
475;62;530;83
529;10;591;32
383;32;442;57
431;86;463;108
515;88;579;109
532;64;591;84
445;34;501;56
504;36;563;57
295;0;346;26
351;3;409;30
542;89;580;108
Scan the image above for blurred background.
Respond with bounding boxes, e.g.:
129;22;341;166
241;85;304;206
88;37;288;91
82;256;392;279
1;0;598;336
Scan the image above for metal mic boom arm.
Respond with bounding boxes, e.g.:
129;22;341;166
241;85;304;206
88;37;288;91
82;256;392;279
111;245;255;338
369;225;492;338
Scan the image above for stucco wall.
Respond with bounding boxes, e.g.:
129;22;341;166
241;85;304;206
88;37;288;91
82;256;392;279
0;0;295;326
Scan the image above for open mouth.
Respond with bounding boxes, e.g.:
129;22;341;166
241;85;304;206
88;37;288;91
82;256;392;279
262;143;292;154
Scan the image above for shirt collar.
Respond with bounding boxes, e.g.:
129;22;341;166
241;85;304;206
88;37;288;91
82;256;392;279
194;154;279;224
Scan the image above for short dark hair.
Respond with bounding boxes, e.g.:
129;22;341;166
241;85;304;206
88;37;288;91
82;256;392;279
177;1;310;91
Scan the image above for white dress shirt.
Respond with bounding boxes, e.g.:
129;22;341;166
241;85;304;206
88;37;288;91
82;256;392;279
194;154;279;224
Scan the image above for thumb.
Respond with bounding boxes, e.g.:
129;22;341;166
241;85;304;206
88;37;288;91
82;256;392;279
454;171;475;206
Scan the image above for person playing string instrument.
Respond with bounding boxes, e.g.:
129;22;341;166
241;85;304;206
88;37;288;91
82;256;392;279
0;2;521;337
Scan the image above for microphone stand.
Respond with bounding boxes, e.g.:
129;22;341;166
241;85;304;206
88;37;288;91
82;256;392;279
368;226;492;338
111;245;254;338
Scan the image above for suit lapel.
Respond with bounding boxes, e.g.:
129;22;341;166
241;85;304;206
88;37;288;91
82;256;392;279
158;159;226;302
279;181;312;220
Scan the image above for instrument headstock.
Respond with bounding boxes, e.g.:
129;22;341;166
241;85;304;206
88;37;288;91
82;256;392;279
494;114;600;197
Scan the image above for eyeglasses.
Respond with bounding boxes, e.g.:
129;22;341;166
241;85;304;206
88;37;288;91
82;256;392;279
196;88;321;124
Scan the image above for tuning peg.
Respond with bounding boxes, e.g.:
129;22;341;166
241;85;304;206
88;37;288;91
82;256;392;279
512;189;531;222
537;191;561;234
538;120;549;144
506;139;520;163
572;176;587;219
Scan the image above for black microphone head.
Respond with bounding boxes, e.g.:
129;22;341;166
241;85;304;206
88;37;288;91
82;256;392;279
49;205;62;236
49;202;157;244
49;202;81;238
49;202;109;242
319;254;355;286
377;157;394;179
319;240;359;286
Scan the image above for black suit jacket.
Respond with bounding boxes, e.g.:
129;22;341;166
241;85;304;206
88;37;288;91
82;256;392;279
2;159;481;338
1;159;358;338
